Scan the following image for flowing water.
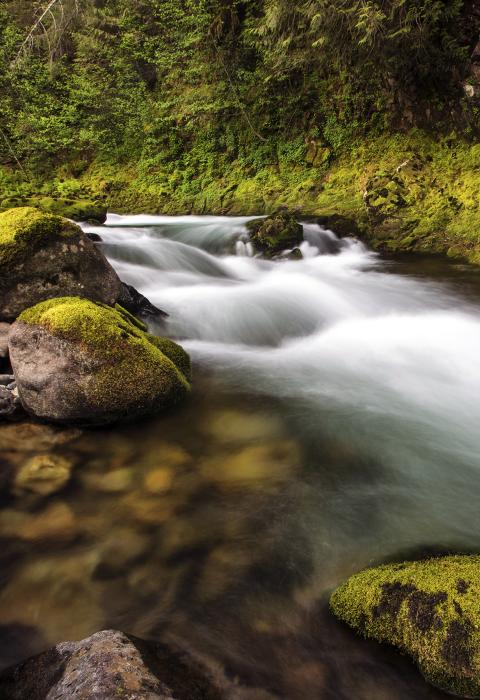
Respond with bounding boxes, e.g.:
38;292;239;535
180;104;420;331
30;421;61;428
1;214;480;698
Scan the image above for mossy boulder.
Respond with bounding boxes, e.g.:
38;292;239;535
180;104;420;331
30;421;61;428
0;207;121;321
0;197;107;224
330;556;480;698
246;209;303;257
8;297;191;426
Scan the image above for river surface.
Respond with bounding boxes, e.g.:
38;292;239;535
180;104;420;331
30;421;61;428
1;214;480;698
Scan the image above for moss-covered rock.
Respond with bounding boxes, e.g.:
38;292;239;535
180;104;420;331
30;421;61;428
0;207;121;321
247;209;304;257
9;297;191;425
330;556;480;698
0;197;107;224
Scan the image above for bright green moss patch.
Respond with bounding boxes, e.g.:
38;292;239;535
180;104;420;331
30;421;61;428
0;207;78;269
19;297;191;414
330;556;480;697
148;335;191;381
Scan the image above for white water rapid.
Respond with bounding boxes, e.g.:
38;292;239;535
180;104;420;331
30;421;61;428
83;213;480;565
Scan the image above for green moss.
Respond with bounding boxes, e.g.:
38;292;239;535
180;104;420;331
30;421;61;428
19;297;191;414
0;207;78;269
148;335;191;381
247;210;304;256
330;556;480;697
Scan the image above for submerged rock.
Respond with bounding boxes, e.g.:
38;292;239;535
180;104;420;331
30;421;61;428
9;297;191;425
330;555;480;698
14;454;73;497
0;207;121;321
247;210;303;257
0;629;248;700
0;421;81;451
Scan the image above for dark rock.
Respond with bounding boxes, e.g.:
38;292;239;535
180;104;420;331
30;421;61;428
247;210;303;257
119;282;169;320
0;375;14;386
0;323;9;358
0;629;228;699
0;207;122;322
86;232;103;242
0;386;23;421
316;215;363;238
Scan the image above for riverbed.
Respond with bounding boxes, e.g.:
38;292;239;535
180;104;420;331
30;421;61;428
1;214;480;699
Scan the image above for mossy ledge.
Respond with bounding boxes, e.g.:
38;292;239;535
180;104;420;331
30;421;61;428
330;555;480;698
15;297;190;423
0;206;78;270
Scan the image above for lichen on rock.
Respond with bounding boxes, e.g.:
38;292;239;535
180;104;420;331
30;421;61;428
9;297;191;425
330;555;480;698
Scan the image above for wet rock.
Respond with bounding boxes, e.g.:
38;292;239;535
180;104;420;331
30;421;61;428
200;441;300;488
9;298;191;426
330;555;480;698
0;207;122;321
82;467;134;493
0;552;102;643
144;467;174;494
0;629;248;700
118;281;169;321
14;454;73;497
120;493;174;526
0;421;81;451
0;386;23;421
86;231;103;242
247;210;303;257
95;528;151;578
0;375;14;386
0;323;9;358
202;410;283;446
13;502;77;542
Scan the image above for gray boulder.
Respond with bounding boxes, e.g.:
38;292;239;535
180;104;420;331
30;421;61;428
0;207;122;322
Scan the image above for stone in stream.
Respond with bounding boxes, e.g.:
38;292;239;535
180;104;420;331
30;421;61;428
330;555;480;698
0;322;9;358
118;281;169;321
9;297;191;426
0;385;23;421
0;207;122;321
0;421;81;451
0;628;274;700
246;209;303;257
14;453;74;497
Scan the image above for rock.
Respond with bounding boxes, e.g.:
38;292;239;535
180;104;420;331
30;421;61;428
247;210;303;257
17;502;77;542
9;297;191;426
0;196;108;224
0;386;23;421
330;555;480;698
202;410;283;446
95;528;151;578
0;421;81;451
0;207;121;321
0;322;9;358
86;231;103;242
82;467;134;493
0;629;243;699
118;282;169;321
14;454;73;496
144;467;174;494
0;375;14;386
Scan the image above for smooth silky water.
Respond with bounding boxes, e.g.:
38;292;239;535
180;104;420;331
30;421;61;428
1;214;480;698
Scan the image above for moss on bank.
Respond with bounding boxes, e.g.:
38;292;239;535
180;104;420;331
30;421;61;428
0;207;78;269
2;130;480;264
19;297;191;414
330;556;480;698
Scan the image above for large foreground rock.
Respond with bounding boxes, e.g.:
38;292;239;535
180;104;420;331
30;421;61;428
330;555;480;698
0;207;121;321
0;629;225;699
9;297;191;426
247;210;303;257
